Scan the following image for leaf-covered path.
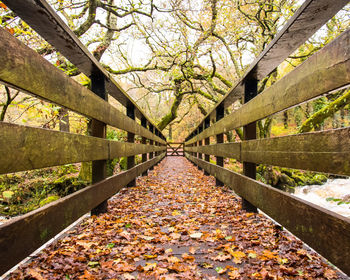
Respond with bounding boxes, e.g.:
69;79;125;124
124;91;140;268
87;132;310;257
9;157;344;279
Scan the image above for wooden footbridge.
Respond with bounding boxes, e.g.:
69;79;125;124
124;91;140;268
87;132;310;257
0;0;350;277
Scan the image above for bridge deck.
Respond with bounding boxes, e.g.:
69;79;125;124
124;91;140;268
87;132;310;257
8;157;344;279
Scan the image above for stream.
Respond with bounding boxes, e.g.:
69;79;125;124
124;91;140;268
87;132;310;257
293;178;350;219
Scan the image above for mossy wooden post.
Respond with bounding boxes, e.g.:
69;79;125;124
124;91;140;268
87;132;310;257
149;124;154;170
216;105;224;186
91;71;108;215
204;117;210;175
198;124;203;170
242;76;258;212
127;104;136;187
141;117;148;176
156;130;160;156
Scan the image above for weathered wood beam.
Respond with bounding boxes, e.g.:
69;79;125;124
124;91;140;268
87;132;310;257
185;0;349;142
185;143;241;161
0;122;165;174
141;117;148;176
186;29;350;145
127;104;136;188
0;27;165;144
0;153;166;275
215;105;225;186
241;127;350;176
241;77;258;212
90;71;108;215
1;0;164;134
185;153;350;275
185;127;350;176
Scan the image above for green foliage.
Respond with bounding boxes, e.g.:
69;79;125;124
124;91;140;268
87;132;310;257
0;164;87;216
39;195;60;207
326;197;350;205
257;165;328;192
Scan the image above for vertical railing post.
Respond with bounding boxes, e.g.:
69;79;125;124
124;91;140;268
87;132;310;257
141;117;148;176
90;71;107;215
242;76;258;212
198;124;203;170
127;104;136;188
149;124;154;170
155;130;159;157
204;117;210;176
216;104;224;186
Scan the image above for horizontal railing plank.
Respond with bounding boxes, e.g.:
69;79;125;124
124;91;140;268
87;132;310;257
0;27;165;144
185;127;350;175
2;0;163;136
185;153;350;275
241;127;350;176
186;29;350;144
185;0;349;141
185;143;241;161
0;122;166;174
0;153;165;275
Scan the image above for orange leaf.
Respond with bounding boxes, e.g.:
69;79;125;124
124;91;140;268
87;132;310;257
182;253;195;262
0;2;7;10
228;269;240;279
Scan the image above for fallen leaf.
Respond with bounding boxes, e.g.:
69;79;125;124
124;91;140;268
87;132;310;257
215;266;227;274
190;232;202;239
87;261;99;268
27;268;45;280
143;262;157;271
228;269;240;279
144;254;157;259
182;253;195;262
122;273;135;279
189;247;197;254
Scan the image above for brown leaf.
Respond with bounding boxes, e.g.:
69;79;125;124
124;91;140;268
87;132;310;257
189;246;197;254
182;253;195;262
27;268;45;280
228;269;240;279
211;254;231;261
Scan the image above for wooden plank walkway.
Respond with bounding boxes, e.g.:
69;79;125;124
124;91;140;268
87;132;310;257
7;157;346;279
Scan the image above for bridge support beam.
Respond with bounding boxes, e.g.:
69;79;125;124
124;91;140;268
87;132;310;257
242;76;258;212
216;105;224;186
149;124;154;170
197;124;203;170
204;117;210;176
127;104;136;187
91;71;108;215
141;117;148;176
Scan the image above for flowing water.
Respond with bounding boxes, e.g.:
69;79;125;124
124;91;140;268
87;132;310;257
293;178;350;218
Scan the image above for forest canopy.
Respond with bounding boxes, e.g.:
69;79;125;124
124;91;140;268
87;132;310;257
0;0;349;140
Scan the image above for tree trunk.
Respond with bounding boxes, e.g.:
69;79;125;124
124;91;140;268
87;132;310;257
299;90;350;133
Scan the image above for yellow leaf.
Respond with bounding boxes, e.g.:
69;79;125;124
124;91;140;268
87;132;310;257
144;254;157;259
172;210;181;216
165;248;173;254
143;262;156;271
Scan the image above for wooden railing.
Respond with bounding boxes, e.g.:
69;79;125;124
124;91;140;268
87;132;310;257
0;0;166;274
166;142;185;156
184;0;350;275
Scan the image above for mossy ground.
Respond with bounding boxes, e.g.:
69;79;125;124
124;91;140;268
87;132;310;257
0;164;87;217
225;158;328;193
1;154;144;217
